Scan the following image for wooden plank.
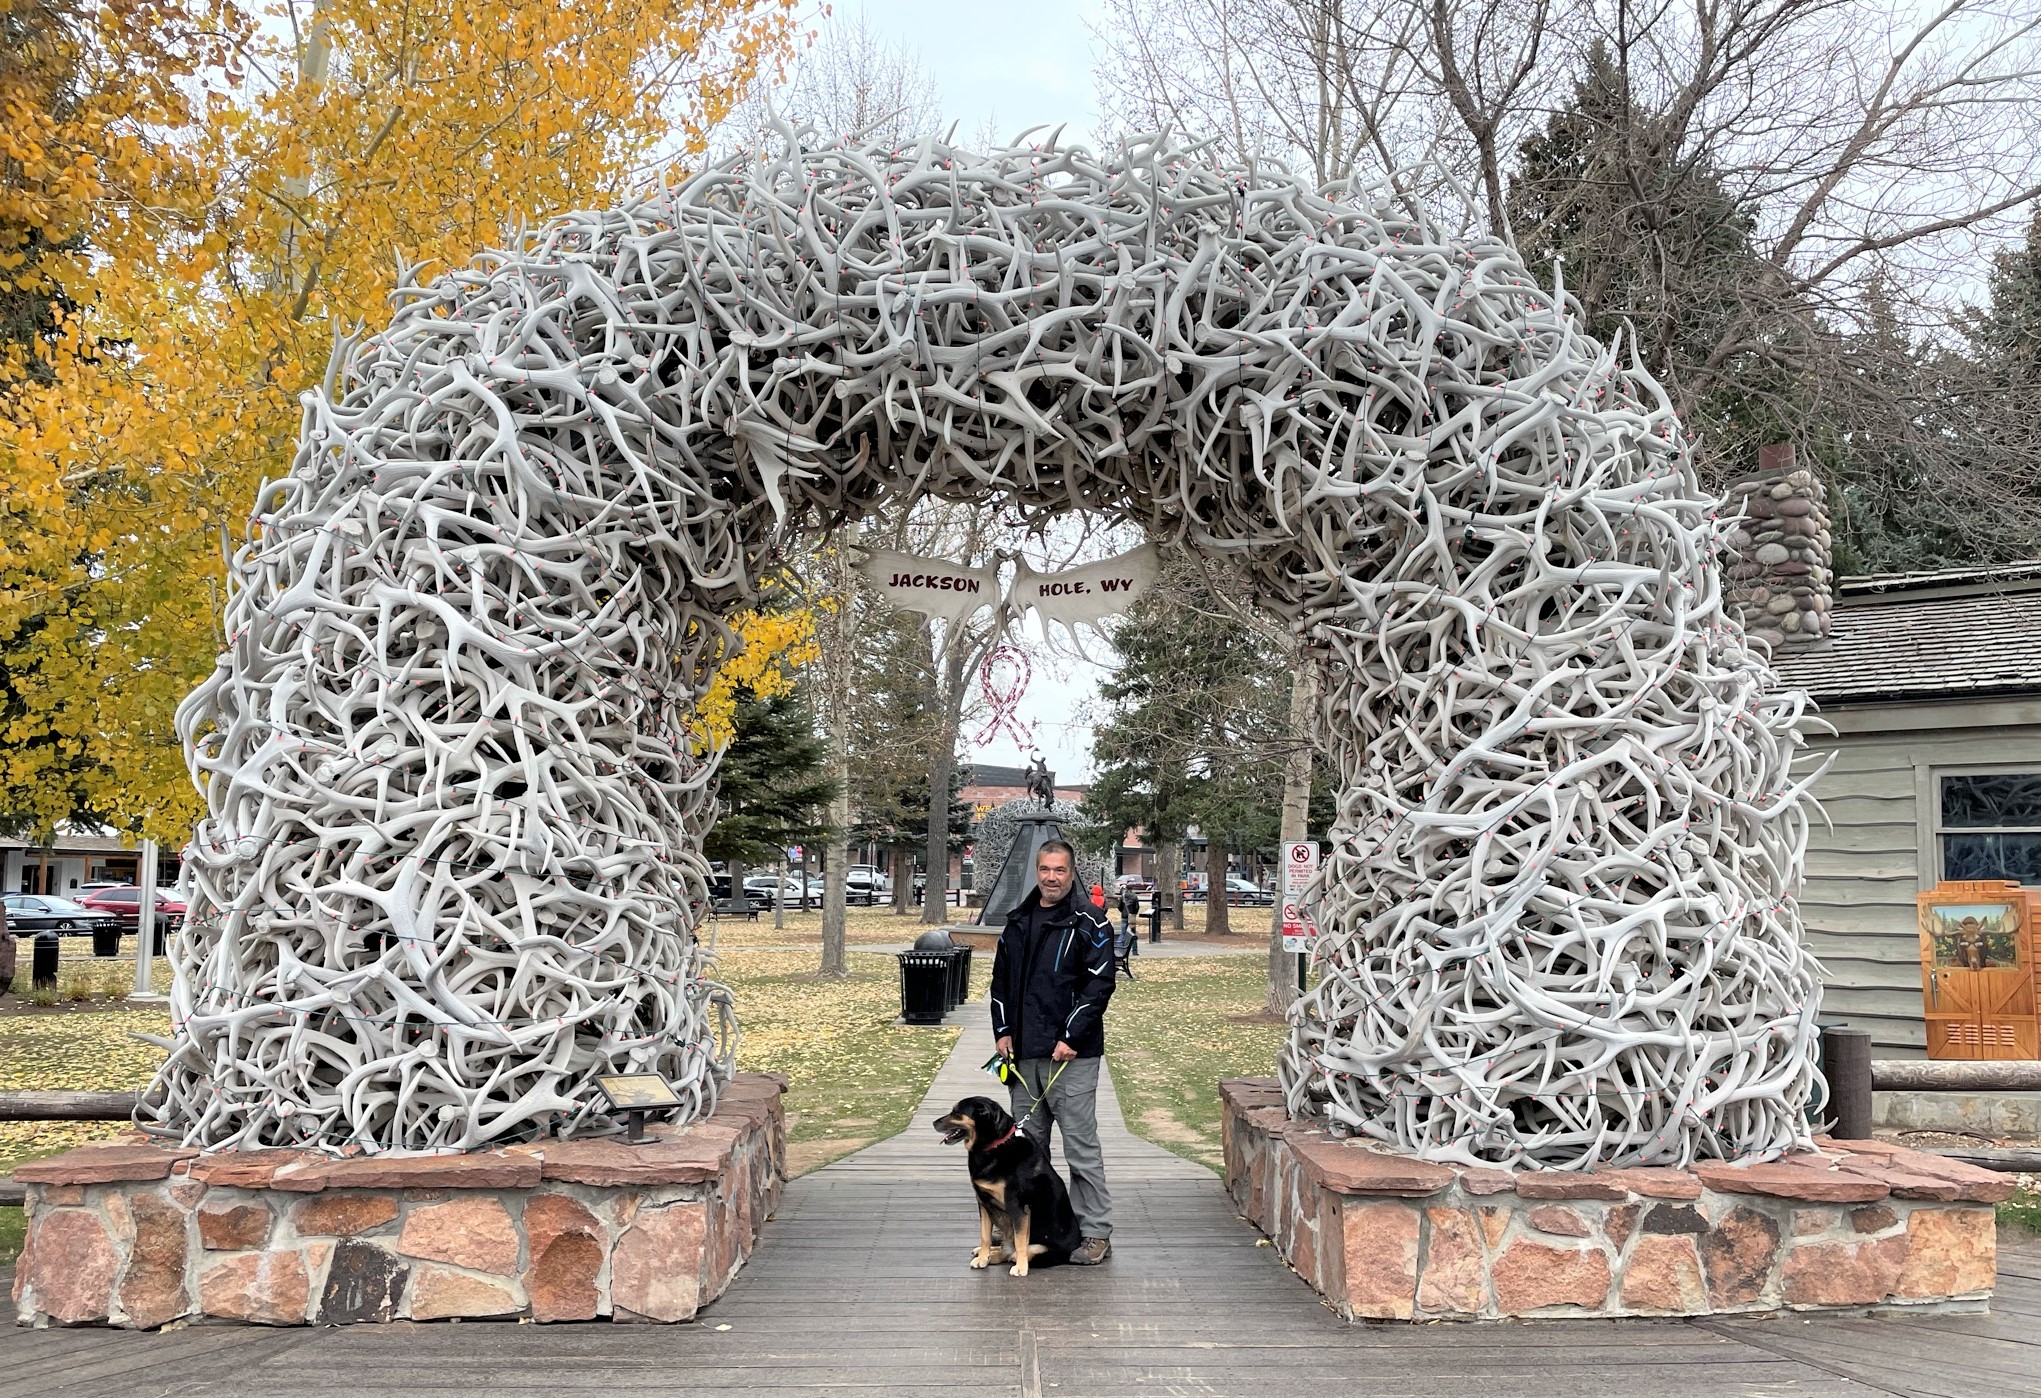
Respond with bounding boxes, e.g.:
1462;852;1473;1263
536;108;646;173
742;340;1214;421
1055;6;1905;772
1808;793;1921;824
1796;902;1920;936
0;1090;137;1121
1806;765;1921;800
1875;1061;2041;1091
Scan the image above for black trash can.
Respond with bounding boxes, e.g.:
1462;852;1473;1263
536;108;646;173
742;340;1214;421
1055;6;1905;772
92;923;122;958
910;929;962;1011
897;947;952;1025
950;943;973;1008
31;932;59;991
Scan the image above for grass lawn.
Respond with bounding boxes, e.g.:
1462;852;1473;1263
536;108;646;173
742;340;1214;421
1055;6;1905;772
715;948;979;1174
1105;953;1289;1172
2000;1189;2041;1234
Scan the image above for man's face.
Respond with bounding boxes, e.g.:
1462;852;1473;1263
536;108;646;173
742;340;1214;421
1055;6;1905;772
1036;850;1075;904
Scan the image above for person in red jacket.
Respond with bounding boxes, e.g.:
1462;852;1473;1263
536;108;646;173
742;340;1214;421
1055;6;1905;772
1089;882;1105;907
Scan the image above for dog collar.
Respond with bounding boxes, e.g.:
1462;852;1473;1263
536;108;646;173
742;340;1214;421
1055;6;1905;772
986;1126;1017;1150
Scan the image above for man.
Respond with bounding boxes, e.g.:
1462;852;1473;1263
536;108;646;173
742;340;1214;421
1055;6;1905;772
988;840;1116;1264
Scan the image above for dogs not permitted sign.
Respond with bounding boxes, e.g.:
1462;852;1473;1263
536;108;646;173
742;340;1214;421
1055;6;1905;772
1282;841;1319;953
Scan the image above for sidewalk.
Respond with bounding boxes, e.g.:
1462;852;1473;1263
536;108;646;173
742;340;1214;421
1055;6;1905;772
1;1009;2038;1395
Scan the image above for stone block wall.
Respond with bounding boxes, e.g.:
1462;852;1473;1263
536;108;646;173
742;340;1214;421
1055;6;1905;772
1724;444;1832;649
1222;1078;2008;1321
13;1072;785;1329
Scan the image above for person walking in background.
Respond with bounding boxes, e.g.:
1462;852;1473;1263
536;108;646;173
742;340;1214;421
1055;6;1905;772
1089;881;1105;908
990;840;1117;1264
1117;884;1140;955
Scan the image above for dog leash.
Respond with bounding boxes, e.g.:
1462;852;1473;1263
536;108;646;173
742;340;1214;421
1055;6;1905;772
998;1056;1069;1137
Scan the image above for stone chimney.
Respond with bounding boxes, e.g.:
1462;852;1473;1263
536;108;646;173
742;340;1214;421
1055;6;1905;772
1722;444;1832;649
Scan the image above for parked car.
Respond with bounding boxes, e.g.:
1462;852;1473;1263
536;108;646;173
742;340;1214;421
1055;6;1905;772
1221;877;1273;906
1;893;123;935
845;866;891;906
702;876;765;912
1179;874;1273;906
741;875;800;904
77;885;190;928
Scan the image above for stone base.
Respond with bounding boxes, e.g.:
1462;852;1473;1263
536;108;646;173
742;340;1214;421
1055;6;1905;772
1222;1078;2010;1321
941;925;998;953
12;1073;785;1329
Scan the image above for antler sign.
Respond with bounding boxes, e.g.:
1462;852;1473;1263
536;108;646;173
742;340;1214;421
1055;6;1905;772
857;544;1159;630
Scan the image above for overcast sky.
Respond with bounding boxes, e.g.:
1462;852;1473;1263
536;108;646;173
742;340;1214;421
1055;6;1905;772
847;0;1107;152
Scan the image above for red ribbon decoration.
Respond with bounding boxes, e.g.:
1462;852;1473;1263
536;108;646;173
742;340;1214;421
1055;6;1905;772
972;644;1035;749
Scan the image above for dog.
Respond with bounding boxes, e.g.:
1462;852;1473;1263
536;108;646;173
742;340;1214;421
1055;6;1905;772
933;1095;1082;1276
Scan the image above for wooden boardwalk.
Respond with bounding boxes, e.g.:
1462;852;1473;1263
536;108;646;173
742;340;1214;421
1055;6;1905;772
3;1006;2039;1397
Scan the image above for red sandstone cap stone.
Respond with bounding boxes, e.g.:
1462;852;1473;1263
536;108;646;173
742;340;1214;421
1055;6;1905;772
1588;1168;1704;1200
1512;1171;1629;1200
1291;1138;1454;1196
184;1149;310;1188
268;1151;542;1193
538;1133;736;1187
13;1142;199;1185
1692;1155;1890;1203
1456;1167;1517;1196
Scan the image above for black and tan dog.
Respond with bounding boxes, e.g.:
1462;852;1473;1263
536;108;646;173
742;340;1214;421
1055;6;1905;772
933;1096;1082;1276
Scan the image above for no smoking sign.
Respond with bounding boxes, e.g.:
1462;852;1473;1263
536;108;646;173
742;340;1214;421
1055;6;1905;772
1281;841;1319;952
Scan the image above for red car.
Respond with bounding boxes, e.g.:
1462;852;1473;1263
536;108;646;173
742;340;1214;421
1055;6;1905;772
77;885;188;929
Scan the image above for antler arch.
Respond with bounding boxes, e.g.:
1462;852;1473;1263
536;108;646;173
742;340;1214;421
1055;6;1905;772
147;130;1822;1166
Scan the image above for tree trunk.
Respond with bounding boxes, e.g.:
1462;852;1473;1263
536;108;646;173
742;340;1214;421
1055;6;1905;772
818;527;858;977
773;861;787;929
820;836;849;977
727;858;747;909
891;842;913;915
1268;663;1319;1014
1155;838;1183;931
920;631;972;924
1204;839;1231;937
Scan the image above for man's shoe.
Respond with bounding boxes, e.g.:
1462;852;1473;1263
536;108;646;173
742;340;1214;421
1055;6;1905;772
1069;1236;1112;1265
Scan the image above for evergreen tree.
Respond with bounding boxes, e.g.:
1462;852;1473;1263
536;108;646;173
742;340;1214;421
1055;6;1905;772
1966;209;2041;383
706;688;838;872
1508;48;2041;571
1508;44;1795;475
1079;562;1291;934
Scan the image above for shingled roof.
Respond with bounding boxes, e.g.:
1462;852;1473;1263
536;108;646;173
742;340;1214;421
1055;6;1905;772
1771;562;2041;706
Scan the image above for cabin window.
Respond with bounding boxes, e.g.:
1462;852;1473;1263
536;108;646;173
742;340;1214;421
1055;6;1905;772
1938;772;2041;884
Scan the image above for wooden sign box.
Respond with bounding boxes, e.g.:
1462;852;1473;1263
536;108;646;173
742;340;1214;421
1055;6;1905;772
1919;880;2040;1060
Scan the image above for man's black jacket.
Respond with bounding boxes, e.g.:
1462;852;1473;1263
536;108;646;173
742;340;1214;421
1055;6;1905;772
989;885;1117;1060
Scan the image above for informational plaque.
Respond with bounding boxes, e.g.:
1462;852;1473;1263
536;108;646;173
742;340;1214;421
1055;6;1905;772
596;1074;683;1111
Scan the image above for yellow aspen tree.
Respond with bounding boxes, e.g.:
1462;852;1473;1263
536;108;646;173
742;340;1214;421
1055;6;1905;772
3;0;807;840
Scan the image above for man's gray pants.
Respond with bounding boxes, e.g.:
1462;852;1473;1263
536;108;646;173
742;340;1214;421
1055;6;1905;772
1006;1056;1111;1240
